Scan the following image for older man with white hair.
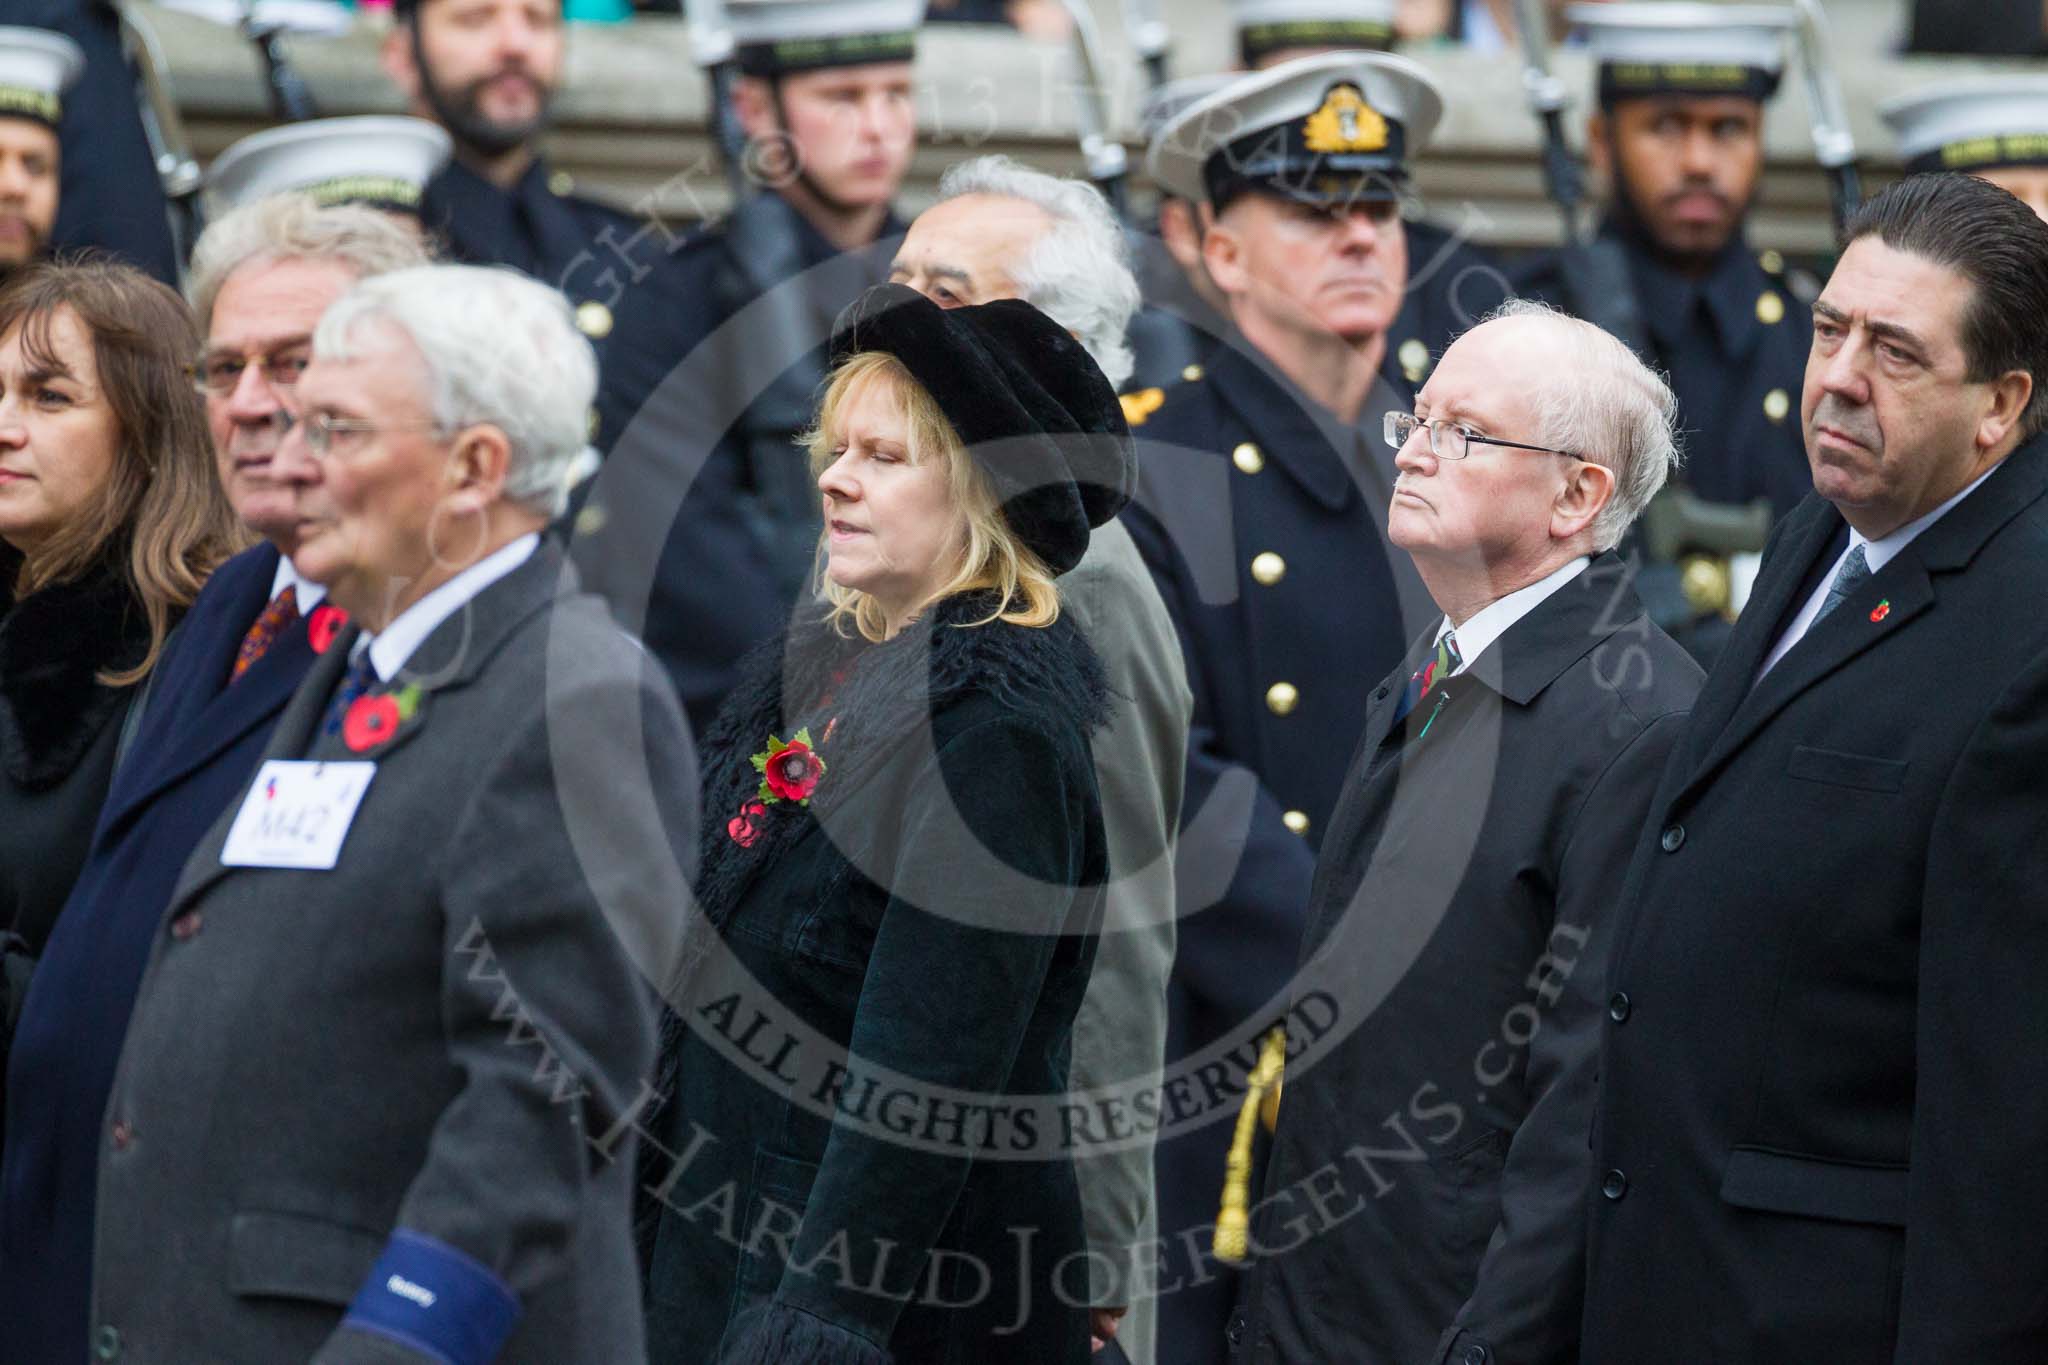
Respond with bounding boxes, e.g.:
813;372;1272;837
891;154;1189;1365
1227;301;1703;1365
82;264;695;1365
0;194;430;1365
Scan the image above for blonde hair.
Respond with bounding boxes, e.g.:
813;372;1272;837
803;352;1061;643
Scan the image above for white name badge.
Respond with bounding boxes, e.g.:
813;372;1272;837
220;760;378;870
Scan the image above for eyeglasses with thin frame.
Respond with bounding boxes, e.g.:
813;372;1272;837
190;344;311;397
284;409;445;457
1384;411;1580;462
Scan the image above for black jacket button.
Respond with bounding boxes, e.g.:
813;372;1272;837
1660;823;1686;853
1608;991;1631;1023
1463;1345;1489;1365
1602;1169;1629;1201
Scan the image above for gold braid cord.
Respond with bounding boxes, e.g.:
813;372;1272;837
1214;1026;1289;1265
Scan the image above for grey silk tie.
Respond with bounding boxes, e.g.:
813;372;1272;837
1812;544;1871;625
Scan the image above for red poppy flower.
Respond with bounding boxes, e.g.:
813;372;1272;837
343;695;402;752
307;605;349;655
727;800;768;848
762;738;825;804
1870;601;1891;623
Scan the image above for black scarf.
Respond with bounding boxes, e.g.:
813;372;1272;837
0;548;151;790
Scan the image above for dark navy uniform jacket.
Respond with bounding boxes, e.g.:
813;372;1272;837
1121;333;1440;1365
419;156;638;334
1514;223;1814;519
577;191;902;738
35;0;178;282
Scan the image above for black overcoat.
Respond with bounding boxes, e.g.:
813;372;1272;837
643;592;1111;1364
1234;554;1701;1365
1584;439;2048;1361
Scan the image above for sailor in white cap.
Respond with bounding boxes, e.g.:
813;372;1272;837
0;26;81;277
1228;0;1398;68
1512;3;1813;661
1124;52;1461;1365
205;115;453;220
381;0;641;340
581;0;925;739
1884;78;2048;224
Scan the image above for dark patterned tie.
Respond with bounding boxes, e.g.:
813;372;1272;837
322;651;379;738
1393;629;1464;725
1812;545;1871;626
230;586;298;685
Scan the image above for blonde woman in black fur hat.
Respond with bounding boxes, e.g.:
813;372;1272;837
643;284;1135;1365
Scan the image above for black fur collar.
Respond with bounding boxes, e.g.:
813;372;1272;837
0;553;151;790
691;590;1113;939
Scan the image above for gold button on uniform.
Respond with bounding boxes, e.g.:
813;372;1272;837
1282;810;1310;836
575;299;614;339
1758;248;1785;275
1250;552;1286;586
548;169;576;197
1265;681;1299;716
1763;388;1790;423
1756;290;1785;326
1182;363;1205;382
575;502;608;537
1233;442;1265;474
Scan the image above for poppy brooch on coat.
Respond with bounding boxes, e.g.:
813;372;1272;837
342;682;424;754
752;728;827;805
727;728;829;846
306;604;350;655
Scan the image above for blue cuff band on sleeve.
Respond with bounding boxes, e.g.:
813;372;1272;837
339;1229;521;1365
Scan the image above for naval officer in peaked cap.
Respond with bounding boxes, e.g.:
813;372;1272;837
1121;51;1450;1365
0;27;81;283
1884;78;2048;224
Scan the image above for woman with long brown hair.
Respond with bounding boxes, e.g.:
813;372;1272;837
0;258;244;1119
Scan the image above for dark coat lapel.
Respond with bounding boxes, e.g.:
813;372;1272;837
1205;339;1356;511
1676;441;2048;805
106;545;320;828
166;541;574;912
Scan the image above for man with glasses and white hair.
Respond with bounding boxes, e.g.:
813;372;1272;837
0;193;428;1364
1229;299;1700;1365
84;263;694;1364
890;152;1189;1365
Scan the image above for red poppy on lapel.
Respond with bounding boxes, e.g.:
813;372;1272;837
343;683;423;754
751;728;826;806
307;604;349;654
1870;600;1891;623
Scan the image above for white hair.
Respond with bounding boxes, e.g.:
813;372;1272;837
186;192;430;332
1484;298;1681;552
935;154;1141;389
313;264;596;519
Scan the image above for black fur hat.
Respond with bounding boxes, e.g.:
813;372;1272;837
828;283;1136;576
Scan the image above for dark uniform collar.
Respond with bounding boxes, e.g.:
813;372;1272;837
1200;330;1414;511
1611;218;1771;362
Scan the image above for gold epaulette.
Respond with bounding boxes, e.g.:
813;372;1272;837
1119;387;1166;428
1214;1026;1289;1265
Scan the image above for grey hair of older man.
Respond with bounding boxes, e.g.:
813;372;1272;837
313;264;597;519
186;193;429;331
1487;298;1682;551
935;154;1142;390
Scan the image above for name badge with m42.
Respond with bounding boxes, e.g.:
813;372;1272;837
221;760;377;870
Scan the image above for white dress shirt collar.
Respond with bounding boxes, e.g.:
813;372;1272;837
1433;556;1592;674
267;549;327;611
353;533;540;682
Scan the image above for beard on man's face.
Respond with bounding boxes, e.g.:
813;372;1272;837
423;61;552;158
1611;153;1750;270
0;212;46;269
